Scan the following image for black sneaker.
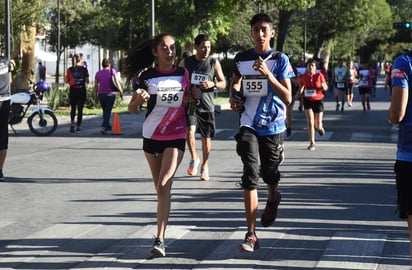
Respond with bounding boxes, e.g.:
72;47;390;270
70;124;75;133
261;191;282;227
150;237;165;257
318;127;325;136
278;144;285;165
239;232;259;252
0;171;4;182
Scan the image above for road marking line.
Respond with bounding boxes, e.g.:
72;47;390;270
351;132;372;141
315;231;386;269
193;227;286;269
71;225;196;269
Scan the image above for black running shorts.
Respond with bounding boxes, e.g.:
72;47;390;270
303;99;324;113
0;100;10;150
395;160;412;219
236;127;283;190
143;138;186;156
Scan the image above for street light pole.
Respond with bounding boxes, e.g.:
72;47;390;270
56;0;61;88
5;0;10;94
5;0;10;60
150;0;154;38
351;32;354;60
304;16;307;62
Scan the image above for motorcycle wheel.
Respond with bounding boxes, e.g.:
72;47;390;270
28;111;58;136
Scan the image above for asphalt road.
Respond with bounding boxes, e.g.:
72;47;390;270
0;77;410;270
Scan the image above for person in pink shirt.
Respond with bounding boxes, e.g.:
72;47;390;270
346;60;358;107
124;33;190;257
94;58;123;134
358;63;375;111
296;59;328;150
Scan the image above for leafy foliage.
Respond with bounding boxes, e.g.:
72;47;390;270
47;0;97;53
0;0;411;83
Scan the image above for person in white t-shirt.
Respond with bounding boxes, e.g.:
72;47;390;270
333;58;349;112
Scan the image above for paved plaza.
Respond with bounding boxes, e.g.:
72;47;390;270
0;78;410;269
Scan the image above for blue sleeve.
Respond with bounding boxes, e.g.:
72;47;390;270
132;80;138;90
391;54;411;89
276;54;295;81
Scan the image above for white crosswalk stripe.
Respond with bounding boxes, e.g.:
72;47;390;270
0;223;395;270
351;132;373;141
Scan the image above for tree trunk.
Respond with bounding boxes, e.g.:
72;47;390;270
20;23;37;89
276;9;294;52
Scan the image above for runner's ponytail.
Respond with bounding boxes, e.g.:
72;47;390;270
123;34;173;81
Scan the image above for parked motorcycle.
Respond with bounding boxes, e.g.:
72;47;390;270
9;78;58;136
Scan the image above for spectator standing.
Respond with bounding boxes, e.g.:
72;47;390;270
388;50;412;265
229;13;294;253
79;53;88;70
65;53;89;133
124;34;190;257
296;59;328;150
0;56;13;181
178;34;226;181
94;58;123;134
38;61;46;81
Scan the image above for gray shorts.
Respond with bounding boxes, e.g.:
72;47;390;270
187;111;215;138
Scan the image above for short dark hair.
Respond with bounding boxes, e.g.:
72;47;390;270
72;53;81;65
250;13;273;27
194;34;210;46
306;59;317;66
102;58;110;68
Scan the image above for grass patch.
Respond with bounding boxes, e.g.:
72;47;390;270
54;101;131;116
214;90;229;104
53;91;229;116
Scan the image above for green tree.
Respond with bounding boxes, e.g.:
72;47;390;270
154;0;240;55
265;0;316;52
385;0;412;60
354;0;393;63
47;0;96;85
87;0;150;50
301;0;393;68
0;0;49;89
213;1;315;57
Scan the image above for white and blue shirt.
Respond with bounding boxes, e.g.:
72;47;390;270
233;49;294;136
